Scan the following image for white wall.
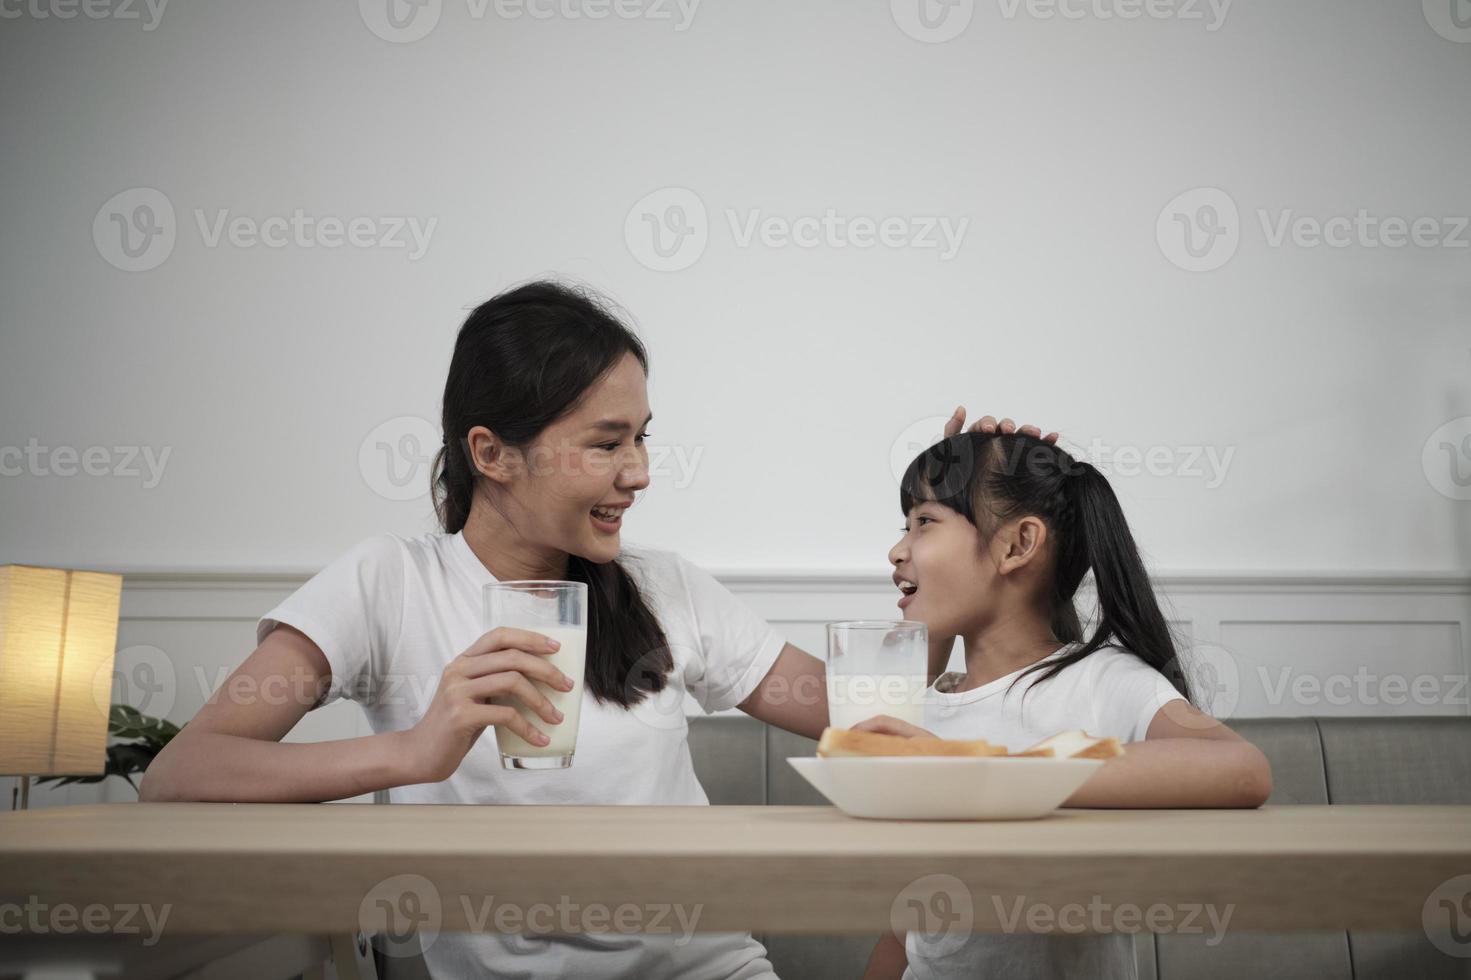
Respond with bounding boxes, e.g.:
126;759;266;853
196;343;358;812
1;0;1468;578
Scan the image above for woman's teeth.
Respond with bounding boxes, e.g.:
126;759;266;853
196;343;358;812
591;506;622;523
898;580;918;595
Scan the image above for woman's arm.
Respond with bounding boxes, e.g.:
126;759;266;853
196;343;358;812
141;624;571;803
737;643;829;740
1062;700;1272;809
140;625;419;803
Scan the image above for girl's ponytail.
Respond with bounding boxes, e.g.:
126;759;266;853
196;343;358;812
1066;463;1191;699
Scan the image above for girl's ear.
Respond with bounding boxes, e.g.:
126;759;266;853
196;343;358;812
996;516;1049;576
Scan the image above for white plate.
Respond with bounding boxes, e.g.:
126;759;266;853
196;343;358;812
787;755;1104;820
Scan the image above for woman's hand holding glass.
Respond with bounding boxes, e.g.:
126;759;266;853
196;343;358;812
401;628;574;783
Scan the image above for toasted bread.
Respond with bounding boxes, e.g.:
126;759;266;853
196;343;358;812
1014;729;1124;760
815;727;1008;758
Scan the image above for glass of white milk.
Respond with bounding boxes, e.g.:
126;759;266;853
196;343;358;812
825;620;928;729
483;581;588;770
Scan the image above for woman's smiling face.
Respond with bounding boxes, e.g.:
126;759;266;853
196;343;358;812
474;352;652;565
888;499;998;640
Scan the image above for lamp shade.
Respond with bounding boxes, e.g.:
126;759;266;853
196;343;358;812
0;565;122;777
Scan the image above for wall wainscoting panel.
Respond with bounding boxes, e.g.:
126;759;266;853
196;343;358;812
12;569;1466;811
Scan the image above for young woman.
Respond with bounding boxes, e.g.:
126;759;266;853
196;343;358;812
139;277;1050;978
856;431;1273;980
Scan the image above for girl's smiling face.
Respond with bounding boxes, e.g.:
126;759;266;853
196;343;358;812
889;500;1001;641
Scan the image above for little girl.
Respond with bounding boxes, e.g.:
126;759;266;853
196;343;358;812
859;431;1272;980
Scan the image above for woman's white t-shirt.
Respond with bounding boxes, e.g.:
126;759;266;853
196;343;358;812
904;643;1188;980
256;530;787;980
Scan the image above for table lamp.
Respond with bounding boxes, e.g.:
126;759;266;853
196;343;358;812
0;565;123;810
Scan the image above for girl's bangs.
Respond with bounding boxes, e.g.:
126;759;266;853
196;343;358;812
898;437;980;522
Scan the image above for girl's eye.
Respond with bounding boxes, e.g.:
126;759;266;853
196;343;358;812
900;516;932;532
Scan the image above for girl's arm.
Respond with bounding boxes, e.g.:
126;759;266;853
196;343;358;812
851;701;1273;809
737;643;830;740
861;930;908;980
1063;700;1272;809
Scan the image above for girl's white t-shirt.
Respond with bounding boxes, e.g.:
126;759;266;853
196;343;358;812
903;643;1187;980
256;530;787;980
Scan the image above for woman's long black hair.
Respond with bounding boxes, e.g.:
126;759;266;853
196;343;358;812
431;280;672;707
899;432;1192;702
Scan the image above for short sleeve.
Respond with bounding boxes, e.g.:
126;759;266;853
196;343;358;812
1087;649;1188;743
255;534;406;708
672;554;787;714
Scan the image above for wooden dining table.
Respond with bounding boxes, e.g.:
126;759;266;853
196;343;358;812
2;801;1469;978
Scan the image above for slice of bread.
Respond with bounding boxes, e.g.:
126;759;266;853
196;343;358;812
816;727;1008;758
1013;729;1124;760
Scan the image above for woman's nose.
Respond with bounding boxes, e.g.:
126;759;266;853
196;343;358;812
618;447;651;491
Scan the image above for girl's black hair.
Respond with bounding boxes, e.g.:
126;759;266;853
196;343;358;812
899;432;1191;702
431;280;672;708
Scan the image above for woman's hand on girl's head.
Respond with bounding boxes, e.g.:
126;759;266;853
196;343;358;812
944;407;1059;444
401;627;576;784
849;715;938;739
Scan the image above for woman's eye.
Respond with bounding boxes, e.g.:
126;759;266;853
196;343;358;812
636;431;650;444
598;442;620;452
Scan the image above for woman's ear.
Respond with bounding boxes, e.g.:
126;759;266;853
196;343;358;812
465;426;519;485
996;516;1049;576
